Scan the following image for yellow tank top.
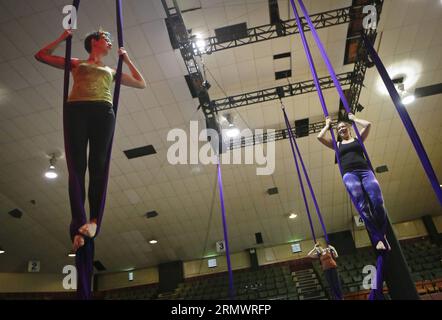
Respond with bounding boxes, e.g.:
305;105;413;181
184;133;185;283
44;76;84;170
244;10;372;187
68;62;115;104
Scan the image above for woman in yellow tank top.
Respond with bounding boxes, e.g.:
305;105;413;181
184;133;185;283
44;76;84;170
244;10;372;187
35;29;146;252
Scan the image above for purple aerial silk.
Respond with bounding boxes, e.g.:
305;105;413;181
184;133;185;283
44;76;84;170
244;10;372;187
63;0;124;299
283;105;345;300
217;161;234;299
282;107;327;244
295;0;374;171
361;33;442;206
291;0;387;299
368;252;386;300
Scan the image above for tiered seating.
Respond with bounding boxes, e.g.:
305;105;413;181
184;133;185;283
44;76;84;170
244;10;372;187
1;240;440;300
312;239;442;299
405;241;442;283
292;268;326;300
103;284;158;300
0;292;77;300
173;265;297;300
404;240;442;296
312;254;366;297
337;250;377;295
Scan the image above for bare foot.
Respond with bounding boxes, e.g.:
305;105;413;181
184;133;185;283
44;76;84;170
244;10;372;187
78;222;97;238
73;235;85;252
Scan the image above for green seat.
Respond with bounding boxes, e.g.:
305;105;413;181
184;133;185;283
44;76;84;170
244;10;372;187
248;292;258;299
287;286;297;293
421;271;433;280
287;293;298;300
413;264;423;272
349;270;359;277
423;263;433;270
278;287;288;295
267;289;277;298
345;263;355;271
267;282;276;290
349;286;359;293
412;273;423;282
432;270;442;279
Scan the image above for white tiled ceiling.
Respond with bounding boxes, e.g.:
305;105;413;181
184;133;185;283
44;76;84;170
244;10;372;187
0;0;441;274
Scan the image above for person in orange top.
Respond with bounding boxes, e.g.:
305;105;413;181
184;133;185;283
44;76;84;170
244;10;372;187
308;242;343;300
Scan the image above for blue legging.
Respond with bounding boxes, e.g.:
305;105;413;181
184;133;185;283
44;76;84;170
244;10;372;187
343;169;388;248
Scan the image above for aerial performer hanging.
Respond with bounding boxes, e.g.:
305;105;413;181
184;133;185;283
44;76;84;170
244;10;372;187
34;0;146;299
288;0;396;299
307;242;343;300
317;116;390;252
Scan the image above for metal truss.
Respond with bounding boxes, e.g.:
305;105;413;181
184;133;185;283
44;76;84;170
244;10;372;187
348;1;385;114
162;0;221;141
161;0;385;150
212;72;353;111
348;55;367;114
193;6;358;55
225;119;338;151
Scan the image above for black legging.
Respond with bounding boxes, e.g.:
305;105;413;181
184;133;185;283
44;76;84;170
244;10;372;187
64;101;115;236
324;268;343;300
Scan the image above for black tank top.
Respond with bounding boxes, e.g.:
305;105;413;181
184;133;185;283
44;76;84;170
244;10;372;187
338;139;370;174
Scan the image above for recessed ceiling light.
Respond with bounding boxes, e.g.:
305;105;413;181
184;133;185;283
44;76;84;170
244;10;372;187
68;252;76;257
45;170;58;179
45;154;58;179
225;127;240;138
377;62;421;96
149;240;158;244
289;213;298;219
0;247;5;254
402;93;415;105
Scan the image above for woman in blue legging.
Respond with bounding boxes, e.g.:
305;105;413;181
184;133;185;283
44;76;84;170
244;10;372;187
317;114;390;252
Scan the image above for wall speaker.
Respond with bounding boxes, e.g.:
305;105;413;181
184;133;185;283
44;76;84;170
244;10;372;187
255;232;263;244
